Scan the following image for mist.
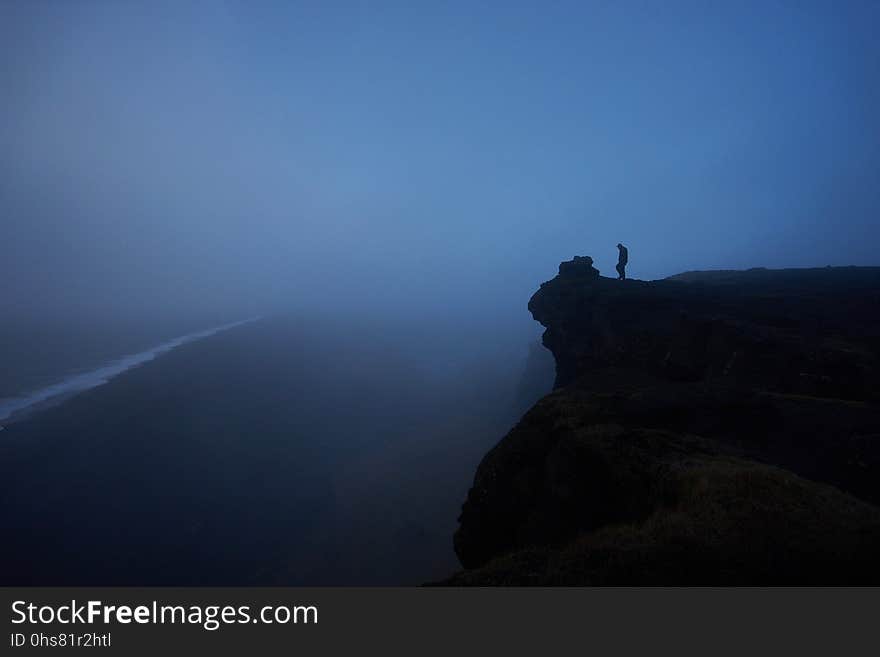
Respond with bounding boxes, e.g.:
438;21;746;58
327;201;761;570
3;0;880;587
3;1;879;329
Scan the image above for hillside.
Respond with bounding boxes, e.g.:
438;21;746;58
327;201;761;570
443;258;880;584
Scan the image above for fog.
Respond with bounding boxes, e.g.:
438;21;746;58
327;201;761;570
4;1;878;330
3;1;880;586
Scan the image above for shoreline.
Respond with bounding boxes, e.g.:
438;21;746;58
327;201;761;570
0;316;262;425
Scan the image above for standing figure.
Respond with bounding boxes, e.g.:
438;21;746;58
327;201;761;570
616;243;628;280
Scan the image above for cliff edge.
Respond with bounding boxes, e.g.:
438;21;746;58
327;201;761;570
444;259;880;584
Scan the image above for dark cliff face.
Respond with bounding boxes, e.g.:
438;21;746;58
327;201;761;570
529;261;880;397
446;260;880;584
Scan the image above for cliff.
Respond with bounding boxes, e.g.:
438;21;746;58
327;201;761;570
444;259;880;584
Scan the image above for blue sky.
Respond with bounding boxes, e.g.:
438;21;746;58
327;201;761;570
2;1;879;322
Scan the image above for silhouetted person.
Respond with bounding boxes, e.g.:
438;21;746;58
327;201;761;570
616;243;628;280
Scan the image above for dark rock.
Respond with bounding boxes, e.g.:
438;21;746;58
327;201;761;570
529;265;880;396
557;255;600;280
447;262;880;584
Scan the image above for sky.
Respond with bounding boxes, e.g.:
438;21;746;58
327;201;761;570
2;0;879;324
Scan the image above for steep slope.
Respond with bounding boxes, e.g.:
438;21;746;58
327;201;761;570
445;259;880;584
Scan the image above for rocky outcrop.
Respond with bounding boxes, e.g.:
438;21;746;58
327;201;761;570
446;260;880;584
529;261;880;396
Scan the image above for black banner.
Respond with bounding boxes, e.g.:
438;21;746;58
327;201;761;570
1;588;876;655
